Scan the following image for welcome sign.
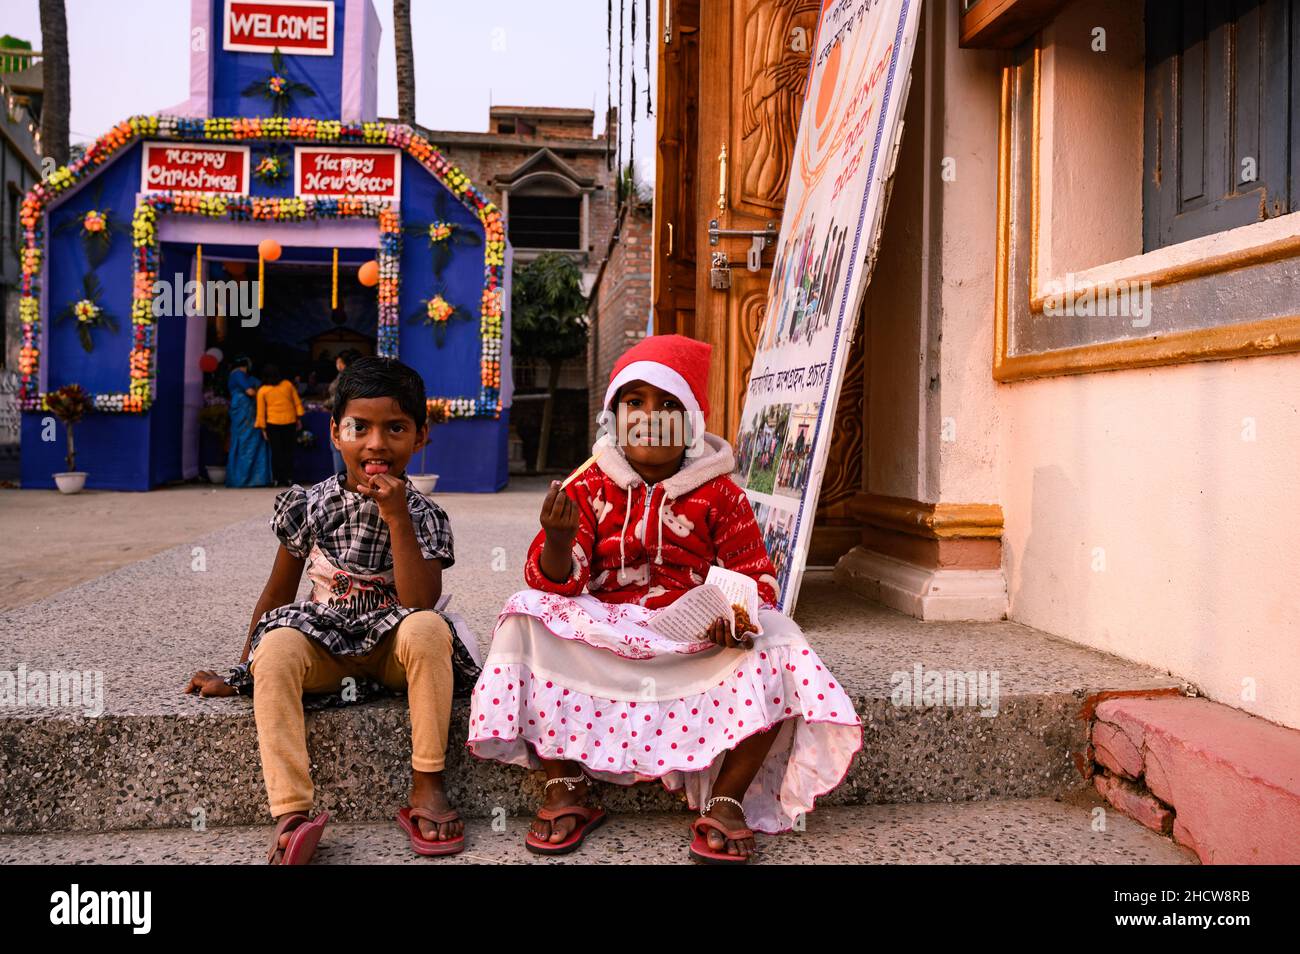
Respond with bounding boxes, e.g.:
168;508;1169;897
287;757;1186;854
223;0;335;55
732;0;921;612
294;146;402;199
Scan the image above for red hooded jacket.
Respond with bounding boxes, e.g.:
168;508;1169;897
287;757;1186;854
523;432;780;610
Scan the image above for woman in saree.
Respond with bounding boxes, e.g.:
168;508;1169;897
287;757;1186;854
226;355;272;487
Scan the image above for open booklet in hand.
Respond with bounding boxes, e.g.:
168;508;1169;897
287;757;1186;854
643;566;764;644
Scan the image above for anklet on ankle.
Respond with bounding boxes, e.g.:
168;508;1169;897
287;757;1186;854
544;772;589;792
702;795;746;818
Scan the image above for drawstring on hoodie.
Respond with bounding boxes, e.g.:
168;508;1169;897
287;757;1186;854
656;492;671;565
617;496;633;583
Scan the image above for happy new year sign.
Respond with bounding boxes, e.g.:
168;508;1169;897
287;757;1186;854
140;143;250;194
223;0;335;56
294;147;402;199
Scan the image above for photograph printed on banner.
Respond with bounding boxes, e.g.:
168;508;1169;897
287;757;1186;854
762;506;798;599
738;403;792;495
761;218;851;355
774;403;818;498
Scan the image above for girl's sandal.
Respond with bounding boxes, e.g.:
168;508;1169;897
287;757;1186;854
688;796;755;865
524;772;607;856
267;810;330;865
396;805;466;856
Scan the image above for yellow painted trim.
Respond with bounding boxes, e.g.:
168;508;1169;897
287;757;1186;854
848;493;1004;540
994;38;1300;381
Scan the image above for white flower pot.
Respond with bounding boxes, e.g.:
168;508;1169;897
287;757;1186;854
206;465;227;485
409;473;439;496
53;471;87;494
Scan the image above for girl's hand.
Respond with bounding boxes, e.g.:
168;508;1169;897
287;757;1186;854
705;616;753;650
259;429;268;441
540;480;579;547
360;472;408;522
184;670;237;697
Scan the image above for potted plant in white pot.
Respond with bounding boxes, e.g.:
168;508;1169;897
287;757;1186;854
199;403;230;485
46;384;92;494
408;400;447;496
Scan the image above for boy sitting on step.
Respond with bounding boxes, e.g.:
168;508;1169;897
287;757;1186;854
186;356;480;864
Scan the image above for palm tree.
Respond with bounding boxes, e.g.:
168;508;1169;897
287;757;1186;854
394;0;416;125
38;0;69;166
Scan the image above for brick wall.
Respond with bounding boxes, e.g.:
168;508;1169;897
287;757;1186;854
586;201;654;444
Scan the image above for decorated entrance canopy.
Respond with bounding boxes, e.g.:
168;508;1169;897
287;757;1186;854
19;0;513;491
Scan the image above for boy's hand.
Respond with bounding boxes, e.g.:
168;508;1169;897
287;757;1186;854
540;480;579;547
184;670;237;697
360;472;409;522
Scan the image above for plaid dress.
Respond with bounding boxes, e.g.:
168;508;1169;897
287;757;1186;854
224;472;481;700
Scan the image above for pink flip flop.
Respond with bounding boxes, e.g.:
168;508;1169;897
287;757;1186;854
268;811;330;865
397;805;466;856
688;815;755;865
524;804;608;855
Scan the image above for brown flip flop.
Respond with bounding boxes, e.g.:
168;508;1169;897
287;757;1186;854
397;805;466;856
268;810;330;865
688;815;755;865
524;804;608;855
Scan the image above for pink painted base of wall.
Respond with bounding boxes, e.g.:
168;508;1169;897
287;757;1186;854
1091;696;1300;864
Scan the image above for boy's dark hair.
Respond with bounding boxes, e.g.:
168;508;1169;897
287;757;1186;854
333;355;427;428
262;363;283;385
231;354;252;371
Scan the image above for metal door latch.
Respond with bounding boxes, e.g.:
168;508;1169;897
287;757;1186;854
707;220;778;272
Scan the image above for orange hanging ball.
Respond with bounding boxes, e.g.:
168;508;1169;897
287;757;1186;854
357;260;380;287
258;239;282;262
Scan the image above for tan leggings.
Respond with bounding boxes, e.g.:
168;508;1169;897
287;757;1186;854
249;610;454;818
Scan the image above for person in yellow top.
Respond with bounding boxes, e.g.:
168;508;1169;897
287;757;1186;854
256;364;305;487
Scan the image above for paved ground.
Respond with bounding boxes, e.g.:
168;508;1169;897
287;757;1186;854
0;482;276;609
0;795;1197;865
0;476;1178;717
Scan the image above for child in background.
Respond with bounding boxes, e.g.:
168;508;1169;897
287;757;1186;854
256;363;304;487
468;335;861;864
187;357;482;864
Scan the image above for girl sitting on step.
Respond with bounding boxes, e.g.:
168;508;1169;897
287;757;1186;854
467;334;861;864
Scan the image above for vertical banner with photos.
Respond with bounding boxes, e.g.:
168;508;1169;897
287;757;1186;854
733;0;921;611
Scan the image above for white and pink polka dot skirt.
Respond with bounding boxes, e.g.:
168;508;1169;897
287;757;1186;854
467;590;862;833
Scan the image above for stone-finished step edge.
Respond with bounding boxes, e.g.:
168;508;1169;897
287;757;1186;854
0;691;1107;833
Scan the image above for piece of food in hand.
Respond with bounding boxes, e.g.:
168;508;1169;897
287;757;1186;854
732;603;758;638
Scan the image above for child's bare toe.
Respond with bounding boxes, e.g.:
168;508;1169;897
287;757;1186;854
549;815;577;843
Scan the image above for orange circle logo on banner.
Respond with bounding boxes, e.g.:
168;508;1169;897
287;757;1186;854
258;239;282;262
357;260;380;287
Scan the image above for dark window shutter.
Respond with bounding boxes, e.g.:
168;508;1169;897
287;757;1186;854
1143;0;1296;251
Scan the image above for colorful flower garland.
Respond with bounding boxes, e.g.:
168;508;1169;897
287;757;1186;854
18;114;507;419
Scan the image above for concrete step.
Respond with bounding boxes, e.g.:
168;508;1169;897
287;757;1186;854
0;794;1199;865
0;481;1182;833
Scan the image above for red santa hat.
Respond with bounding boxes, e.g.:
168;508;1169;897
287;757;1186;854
603;334;712;422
